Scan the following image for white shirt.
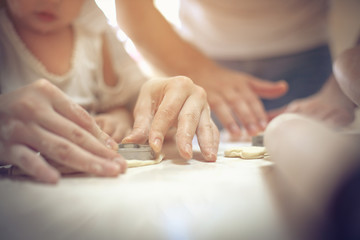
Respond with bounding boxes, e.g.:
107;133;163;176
178;0;329;60
0;0;146;113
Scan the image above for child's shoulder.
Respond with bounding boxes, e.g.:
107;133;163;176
74;0;110;36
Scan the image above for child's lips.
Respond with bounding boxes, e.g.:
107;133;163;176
36;11;57;22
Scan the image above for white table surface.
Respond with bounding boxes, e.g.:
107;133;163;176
0;140;291;240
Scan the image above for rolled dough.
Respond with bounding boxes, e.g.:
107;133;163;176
126;154;164;168
224;146;267;159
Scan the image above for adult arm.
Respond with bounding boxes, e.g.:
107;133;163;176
115;0;287;138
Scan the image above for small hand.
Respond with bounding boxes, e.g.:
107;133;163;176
95;107;133;142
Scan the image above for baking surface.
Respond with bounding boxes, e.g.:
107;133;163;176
0;140;290;240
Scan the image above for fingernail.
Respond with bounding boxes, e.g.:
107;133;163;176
106;138;118;151
185;143;193;158
104;162;121;175
152;138;162;153
248;124;258;134
40;170;60;184
205;149;217;162
90;163;103;174
260;120;267;129
113;157;126;173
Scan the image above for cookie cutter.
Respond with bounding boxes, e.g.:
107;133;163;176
118;143;155;160
252;133;264;147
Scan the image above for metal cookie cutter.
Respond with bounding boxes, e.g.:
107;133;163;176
252;133;264;147
118;143;155;160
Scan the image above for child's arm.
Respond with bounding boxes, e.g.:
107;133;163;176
92;31;138;142
101;32;119;88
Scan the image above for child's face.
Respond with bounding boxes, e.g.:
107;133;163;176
6;0;85;34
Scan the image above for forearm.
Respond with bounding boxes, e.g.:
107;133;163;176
115;0;217;80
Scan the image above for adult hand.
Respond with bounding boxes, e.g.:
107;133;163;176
122;76;219;162
284;76;356;127
0;79;126;184
197;66;288;139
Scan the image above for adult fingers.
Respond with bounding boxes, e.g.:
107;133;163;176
30;127;125;176
147;78;193;153
122;85;153;144
248;96;268;129
32;80;119;151
175;89;206;160
249;78;288;99
149;90;185;153
225;88;263;136
4;144;60;184
267;107;286;121
4;120;126;176
196;107;219;162
209;93;242;139
37;111;121;160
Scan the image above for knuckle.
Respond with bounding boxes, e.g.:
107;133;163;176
16;151;34;169
71;128;86;145
54;142;73;163
159;106;178;119
198;122;214;133
0;119;26;141
194;86;208;100
33;79;57;95
180;112;199;123
226;94;240;105
172;76;194;88
12;98;37;117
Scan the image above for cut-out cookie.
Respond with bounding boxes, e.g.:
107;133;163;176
224;146;267;159
126;154;164;168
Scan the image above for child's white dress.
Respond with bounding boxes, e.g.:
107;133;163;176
0;0;146;113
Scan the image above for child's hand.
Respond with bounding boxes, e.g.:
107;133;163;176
0;79;126;183
95;108;133;143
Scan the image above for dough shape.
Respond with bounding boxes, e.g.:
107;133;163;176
224;146;266;159
126;154;164;168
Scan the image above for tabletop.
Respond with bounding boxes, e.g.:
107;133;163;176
0;140;291;240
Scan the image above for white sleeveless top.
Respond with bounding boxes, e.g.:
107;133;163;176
178;0;329;60
0;0;146;113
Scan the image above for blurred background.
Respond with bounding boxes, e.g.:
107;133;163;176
95;0;360;128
